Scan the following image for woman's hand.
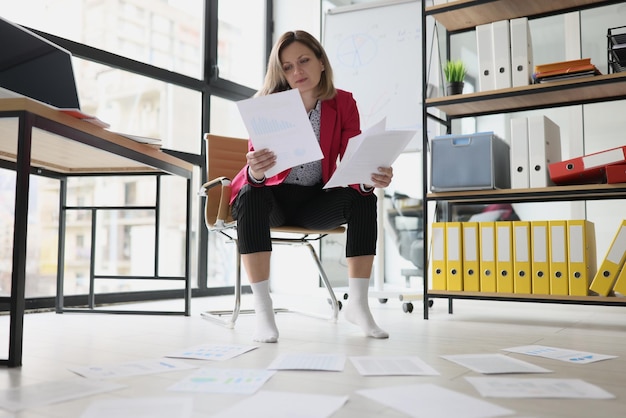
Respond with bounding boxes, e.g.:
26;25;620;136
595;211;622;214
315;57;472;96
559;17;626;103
247;149;276;180
367;166;394;189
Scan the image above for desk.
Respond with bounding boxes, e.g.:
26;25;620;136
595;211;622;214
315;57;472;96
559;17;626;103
0;97;194;367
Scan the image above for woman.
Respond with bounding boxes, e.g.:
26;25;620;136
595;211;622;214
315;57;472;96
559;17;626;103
230;30;393;343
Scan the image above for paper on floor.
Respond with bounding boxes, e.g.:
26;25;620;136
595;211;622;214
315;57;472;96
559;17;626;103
502;345;617;364
356;383;514;418
349;356;439;376
0;379;125;412
80;396;193;418
165;343;258;361
267;353;345;371
211;390;348;418
168;368;275;395
441;353;552;374
466;376;615;399
69;358;195;379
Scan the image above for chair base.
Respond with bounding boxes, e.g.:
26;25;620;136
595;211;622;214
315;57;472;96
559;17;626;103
201;228;342;329
200;302;339;329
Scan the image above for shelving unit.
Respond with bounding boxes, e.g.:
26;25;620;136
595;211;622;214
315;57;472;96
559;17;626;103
427;183;626;204
428;291;626;315
427;72;626;118
427;0;624;33
420;0;626;319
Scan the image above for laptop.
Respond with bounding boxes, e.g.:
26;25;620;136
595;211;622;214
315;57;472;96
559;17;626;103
0;16;80;109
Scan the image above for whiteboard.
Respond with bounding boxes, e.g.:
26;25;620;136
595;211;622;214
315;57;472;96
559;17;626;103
323;0;422;150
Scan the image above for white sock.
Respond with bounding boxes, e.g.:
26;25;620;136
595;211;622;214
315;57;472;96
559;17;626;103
250;280;279;343
344;278;389;339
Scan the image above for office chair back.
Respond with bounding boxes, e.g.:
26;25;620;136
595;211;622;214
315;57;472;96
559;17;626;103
204;133;248;228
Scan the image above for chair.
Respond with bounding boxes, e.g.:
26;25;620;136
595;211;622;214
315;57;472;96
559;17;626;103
199;133;343;328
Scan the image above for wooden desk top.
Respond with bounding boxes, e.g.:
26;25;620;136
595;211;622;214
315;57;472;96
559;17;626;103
0;97;193;176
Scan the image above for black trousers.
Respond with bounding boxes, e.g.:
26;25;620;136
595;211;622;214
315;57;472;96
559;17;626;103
232;183;378;256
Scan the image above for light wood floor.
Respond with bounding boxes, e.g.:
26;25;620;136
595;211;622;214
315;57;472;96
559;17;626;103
1;292;625;417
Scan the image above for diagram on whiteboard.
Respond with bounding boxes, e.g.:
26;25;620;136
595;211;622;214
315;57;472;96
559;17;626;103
329;27;421;132
324;1;426;151
335;33;377;69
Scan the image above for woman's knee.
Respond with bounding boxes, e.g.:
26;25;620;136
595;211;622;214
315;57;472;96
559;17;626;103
232;185;270;218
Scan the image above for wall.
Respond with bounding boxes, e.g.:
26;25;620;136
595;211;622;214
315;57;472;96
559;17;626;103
274;0;321;41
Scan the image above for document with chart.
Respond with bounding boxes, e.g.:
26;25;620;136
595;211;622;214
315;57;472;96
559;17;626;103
236;89;323;178
502;345;617;364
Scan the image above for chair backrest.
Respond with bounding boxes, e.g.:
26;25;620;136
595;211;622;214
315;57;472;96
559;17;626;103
204;133;248;226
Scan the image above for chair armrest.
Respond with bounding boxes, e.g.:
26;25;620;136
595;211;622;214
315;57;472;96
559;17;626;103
199;176;231;195
199;176;235;229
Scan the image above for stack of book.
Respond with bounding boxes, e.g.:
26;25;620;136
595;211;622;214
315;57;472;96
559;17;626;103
532;58;601;84
608;26;626;73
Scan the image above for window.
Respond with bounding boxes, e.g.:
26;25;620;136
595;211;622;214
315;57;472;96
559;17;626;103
0;0;205;79
73;57;202;155
217;0;266;89
209;95;248;137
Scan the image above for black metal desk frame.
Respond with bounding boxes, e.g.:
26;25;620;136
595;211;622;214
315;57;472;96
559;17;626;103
1;104;193;367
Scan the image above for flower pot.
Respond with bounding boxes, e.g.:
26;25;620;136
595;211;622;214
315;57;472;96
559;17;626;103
446;81;465;95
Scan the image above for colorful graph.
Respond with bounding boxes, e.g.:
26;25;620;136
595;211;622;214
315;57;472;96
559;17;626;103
250;117;295;136
168;368;275;394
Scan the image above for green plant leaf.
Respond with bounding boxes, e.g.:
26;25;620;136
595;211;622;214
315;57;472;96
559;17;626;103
444;60;466;82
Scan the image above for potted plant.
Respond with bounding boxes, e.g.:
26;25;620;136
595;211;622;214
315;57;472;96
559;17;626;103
444;59;467;95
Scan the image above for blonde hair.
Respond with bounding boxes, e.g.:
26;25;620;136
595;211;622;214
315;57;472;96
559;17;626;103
256;30;336;100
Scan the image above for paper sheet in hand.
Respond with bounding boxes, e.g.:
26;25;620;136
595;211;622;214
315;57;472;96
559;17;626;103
324;121;416;188
236;89;323;178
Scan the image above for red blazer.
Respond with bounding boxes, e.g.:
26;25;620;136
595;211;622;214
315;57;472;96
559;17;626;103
229;89;368;204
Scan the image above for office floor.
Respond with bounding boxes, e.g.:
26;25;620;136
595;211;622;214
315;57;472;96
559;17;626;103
1;292;626;417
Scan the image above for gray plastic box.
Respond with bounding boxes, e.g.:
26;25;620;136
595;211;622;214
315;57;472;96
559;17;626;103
431;132;510;192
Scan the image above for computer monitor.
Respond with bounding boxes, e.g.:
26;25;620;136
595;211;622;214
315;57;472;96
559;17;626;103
0;16;80;109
